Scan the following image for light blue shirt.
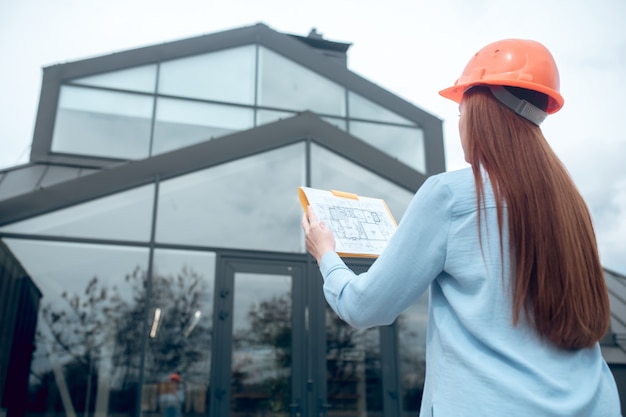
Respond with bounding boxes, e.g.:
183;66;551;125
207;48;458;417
319;167;621;416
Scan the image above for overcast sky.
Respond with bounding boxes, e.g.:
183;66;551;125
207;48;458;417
1;0;625;274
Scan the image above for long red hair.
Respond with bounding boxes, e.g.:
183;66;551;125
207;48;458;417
464;86;610;349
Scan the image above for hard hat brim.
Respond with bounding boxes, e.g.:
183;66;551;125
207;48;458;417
439;79;564;114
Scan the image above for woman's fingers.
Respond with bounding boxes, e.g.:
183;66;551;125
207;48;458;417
307;205;319;226
302;206;321;232
301;205;336;264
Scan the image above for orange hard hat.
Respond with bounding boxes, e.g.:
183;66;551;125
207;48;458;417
439;39;564;114
169;373;181;382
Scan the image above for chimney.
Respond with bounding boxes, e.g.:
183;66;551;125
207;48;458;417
288;28;352;66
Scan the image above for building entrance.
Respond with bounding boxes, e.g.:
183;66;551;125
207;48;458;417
4;240;425;417
208;255;404;417
210;256;305;416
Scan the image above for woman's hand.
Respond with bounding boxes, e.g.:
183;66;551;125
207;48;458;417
301;206;336;265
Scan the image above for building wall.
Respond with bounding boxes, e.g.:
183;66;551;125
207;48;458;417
0;240;41;417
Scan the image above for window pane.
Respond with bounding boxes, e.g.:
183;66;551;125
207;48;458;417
144;249;216;416
156;143;306;251
152;98;254;155
232;272;292;415
3;239;150;417
258;47;346;116
256;109;296;127
348;91;412;124
321;116;347;131
158;46;256;105
70;65;157;93
255;111;346;130
326;305;382;416
398;294;428;416
349;121;426;174
0;184;155;241
310;144;414;222
0;165;46;200
52;86;153;159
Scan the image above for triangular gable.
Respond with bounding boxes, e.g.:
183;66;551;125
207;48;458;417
31;23;444;171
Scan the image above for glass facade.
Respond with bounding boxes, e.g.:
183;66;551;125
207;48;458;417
4;239;150;414
310;144;414;220
0;184;155;241
158;46;256;105
52;86;154;159
0;29;439;416
325;306;382;415
155;143;306;251
0;140;427;416
257;47;346;116
143;249;215;415
52;45;426;173
230;271;292;415
398;295;429;416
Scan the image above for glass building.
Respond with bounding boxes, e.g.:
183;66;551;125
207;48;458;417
0;23;623;417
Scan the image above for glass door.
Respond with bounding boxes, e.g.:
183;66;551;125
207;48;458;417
208;255;426;417
210;256;307;417
311;261;393;417
323;306;383;416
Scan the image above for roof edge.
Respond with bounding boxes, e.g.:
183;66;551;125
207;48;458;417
2;112;426;226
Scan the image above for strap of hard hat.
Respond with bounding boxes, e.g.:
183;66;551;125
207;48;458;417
489;86;548;126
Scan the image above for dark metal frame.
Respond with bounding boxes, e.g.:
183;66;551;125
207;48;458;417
0;112;433;226
0;23;446;417
29;23;445;173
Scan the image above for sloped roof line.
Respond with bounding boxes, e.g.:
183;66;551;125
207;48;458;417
32;22;445;171
35;22;441;137
42;23;267;75
0;112;427;227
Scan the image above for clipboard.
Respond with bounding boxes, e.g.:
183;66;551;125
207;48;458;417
299;186;398;258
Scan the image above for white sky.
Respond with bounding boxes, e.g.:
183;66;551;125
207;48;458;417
1;0;625;274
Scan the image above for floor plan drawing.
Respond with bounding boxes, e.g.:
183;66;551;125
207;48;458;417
299;187;397;257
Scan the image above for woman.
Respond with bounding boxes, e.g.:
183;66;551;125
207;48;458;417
159;373;184;417
302;39;621;416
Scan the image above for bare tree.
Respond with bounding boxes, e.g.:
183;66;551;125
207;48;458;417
30;264;212;413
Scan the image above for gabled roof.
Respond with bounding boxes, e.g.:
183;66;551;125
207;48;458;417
0;23;446;214
30;23;445;170
0;112;427;226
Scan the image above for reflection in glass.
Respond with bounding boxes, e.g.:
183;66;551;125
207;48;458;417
326;306;381;416
70;65;158;93
255;109;296;127
152;98;254;155
0;184;155;241
158;46;256;105
348;91;411;125
142;249;216;415
52;86;154;159
349;121;426;174
397;294;428;416
257;47;346;116
231;272;292;415
311;144;414;223
156;143;305;251
3;239;149;417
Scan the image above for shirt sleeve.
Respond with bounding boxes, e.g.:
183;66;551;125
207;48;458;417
319;174;452;328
